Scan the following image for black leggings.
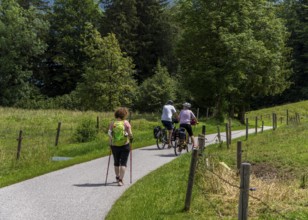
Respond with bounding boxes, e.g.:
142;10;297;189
180;124;193;136
111;143;130;167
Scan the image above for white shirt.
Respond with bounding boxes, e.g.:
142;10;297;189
161;104;176;122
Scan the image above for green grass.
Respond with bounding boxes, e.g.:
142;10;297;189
0;107;242;188
0;108;160;187
106;101;308;220
246;100;308;126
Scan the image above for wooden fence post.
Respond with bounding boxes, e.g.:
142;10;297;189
217;126;221;143
272;113;275;130
238;163;251;220
55;122;62;147
261;121;264;133
226;123;229;149
245;118;249;141
96;116;100;131
16;130;23;160
237;141;242;173
198;134;206;156
202;125;206;135
184;149;199;211
286;109;289;125
197;108;199;120
228;118;232;144
255;117;258;135
129;111;132;123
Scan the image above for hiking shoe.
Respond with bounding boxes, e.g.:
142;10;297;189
118;179;124;186
168;144;172;149
116;176;120;183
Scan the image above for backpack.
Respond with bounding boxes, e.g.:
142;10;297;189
178;127;186;141
153;126;161;138
112;121;127;146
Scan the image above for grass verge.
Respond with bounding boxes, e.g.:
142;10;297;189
106;121;308;219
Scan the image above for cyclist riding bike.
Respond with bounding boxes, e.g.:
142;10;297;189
179;102;198;148
161;100;178;148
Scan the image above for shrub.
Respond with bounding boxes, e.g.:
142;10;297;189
74;119;97;143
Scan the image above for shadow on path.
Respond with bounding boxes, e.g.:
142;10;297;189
73;183;107;187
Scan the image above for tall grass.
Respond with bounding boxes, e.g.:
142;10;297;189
0;108;158;187
1;106;236;187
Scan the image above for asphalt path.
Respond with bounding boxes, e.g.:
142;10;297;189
0;127;271;220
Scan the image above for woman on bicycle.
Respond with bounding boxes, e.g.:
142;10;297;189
179;102;197;148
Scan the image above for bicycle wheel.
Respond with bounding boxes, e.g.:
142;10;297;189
156;130;167;149
186;135;193;152
174;138;183;156
183;142;189;153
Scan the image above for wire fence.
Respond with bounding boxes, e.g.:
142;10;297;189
188;111;308;219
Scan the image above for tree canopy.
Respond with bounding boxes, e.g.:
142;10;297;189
0;0;49;106
0;0;306;119
177;0;291;121
76;24;136;111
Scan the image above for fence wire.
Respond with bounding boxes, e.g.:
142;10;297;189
196;160;294;220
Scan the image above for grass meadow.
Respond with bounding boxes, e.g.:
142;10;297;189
0;107;245;187
106;101;308;220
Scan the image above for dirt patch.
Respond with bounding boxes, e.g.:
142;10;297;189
251;162;294;181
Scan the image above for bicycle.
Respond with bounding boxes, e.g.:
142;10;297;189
173;127;191;156
155;122;177;150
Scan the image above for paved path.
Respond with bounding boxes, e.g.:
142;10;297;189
0;127;270;220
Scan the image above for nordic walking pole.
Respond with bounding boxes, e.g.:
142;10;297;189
129;139;133;184
105;147;112;186
129;111;133;184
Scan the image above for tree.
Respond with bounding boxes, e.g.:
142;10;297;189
101;0;139;57
282;0;308;101
76;24;136;111
17;0;49;10
177;0;291;122
135;0;175;82
0;0;49;106
102;0;177;83
135;60;177;112
38;0;103;97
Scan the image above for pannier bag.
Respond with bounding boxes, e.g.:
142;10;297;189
153;126;161;138
178;127;186;141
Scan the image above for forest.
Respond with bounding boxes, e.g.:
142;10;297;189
0;0;307;122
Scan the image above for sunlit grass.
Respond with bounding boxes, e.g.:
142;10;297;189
106;100;308;220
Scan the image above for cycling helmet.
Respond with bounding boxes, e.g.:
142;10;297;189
182;102;191;108
166;100;173;105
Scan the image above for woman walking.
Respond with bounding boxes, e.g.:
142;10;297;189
108;107;133;186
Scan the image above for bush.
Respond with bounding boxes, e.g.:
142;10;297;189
74;119;97;143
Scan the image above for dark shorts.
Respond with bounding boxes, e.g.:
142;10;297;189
161;120;173;130
111;143;130;167
180;124;193;136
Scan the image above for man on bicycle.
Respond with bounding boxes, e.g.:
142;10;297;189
161;100;178;148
